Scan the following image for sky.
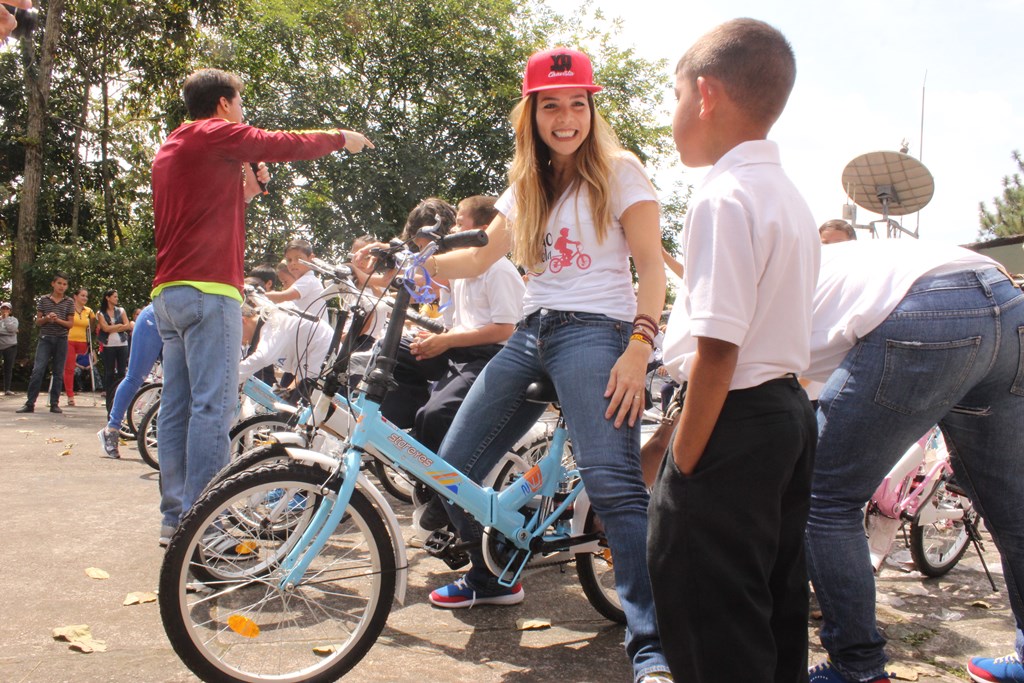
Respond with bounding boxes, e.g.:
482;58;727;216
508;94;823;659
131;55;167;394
547;0;1024;246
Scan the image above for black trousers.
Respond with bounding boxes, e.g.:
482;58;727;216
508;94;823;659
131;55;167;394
101;345;129;418
648;376;816;683
379;337;501;443
0;345;15;392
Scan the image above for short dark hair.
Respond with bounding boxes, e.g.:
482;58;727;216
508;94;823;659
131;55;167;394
182;68;244;120
402;197;456;241
284;238;314;257
52;271;69;283
676;18;796;129
249;263;278;288
458;196;498;229
819;219;857;240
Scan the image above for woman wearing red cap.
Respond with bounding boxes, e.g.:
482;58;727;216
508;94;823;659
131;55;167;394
424;47;669;682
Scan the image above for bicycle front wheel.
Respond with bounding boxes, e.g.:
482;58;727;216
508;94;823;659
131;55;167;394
159;462;397;683
575;506;626;624
137;399;160;469
909;479;975;577
228;412;296;460
124;381;162;440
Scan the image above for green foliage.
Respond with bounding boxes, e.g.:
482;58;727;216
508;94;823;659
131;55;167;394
979;150;1024;239
32;242;156;313
4;0;687;305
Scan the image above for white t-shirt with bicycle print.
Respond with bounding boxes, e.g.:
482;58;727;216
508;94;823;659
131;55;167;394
496;152;657;323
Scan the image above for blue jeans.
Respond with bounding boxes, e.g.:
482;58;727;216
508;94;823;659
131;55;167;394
438;310;668;682
806;267;1024;680
153;287;241;528
107;305;163;430
25;335;68;407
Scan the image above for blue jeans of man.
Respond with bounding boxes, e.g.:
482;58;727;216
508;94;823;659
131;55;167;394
107;305;163;430
438;310;668;682
806;267;1024;681
153;287;241;529
25;334;68;407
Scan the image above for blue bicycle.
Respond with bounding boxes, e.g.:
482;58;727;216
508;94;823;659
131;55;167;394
158;230;622;683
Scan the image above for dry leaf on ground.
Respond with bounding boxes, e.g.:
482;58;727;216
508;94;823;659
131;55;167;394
52;624;107;653
516;618;551;631
46;437;63;443
85;567;110;580
123;591;157;606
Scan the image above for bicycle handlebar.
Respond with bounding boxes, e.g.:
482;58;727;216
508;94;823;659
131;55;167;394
299;257;354;283
437;228;488;252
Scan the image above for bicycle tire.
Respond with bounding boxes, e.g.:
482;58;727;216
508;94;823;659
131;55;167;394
909;479;974;577
206;443;292;493
368;457;415;504
137;399;160;470
228;412;295;461
576;506;626;624
204;443;320;542
159;462;396;683
124;381;162;440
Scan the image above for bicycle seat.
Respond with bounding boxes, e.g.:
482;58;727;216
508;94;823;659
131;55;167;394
525;378;558;404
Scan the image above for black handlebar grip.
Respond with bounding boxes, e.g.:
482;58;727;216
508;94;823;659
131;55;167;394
406;310;446;334
438;229;488;253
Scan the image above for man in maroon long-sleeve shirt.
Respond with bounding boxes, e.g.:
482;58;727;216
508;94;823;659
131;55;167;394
150;68;373;545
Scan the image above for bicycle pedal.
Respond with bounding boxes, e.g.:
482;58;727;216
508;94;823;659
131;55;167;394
423;529;470;570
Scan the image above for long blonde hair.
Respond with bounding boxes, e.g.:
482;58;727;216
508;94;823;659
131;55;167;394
507;93;623;269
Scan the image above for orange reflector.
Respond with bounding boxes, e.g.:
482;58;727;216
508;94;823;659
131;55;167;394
227;615;260;638
236;540;258;555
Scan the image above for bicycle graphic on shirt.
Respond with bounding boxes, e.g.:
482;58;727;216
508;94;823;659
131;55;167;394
548;227;591;273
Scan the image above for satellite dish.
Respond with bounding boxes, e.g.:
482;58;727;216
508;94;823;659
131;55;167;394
841;151;934;238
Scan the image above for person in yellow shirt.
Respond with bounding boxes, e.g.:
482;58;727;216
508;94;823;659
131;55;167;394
63;287;94;406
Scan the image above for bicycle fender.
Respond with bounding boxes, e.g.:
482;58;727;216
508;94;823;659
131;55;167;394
273;432;307;447
281;446;408;605
570;489;603;554
353;473;409;605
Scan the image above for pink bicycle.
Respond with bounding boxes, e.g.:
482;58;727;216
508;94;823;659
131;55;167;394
865;427;995;586
548;244;592;273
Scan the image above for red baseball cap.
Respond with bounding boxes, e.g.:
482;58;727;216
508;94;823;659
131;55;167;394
521;47;603;98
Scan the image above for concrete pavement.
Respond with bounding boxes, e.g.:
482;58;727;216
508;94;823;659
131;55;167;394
0;392;1017;682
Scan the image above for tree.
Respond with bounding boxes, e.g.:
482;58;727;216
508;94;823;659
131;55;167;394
1;0;684;355
978;150;1024;239
9;0;66;354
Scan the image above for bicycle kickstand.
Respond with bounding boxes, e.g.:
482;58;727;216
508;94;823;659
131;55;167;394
967;519;999;592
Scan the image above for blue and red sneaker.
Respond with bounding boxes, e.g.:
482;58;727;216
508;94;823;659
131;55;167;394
428;577;524;609
968;654;1024;682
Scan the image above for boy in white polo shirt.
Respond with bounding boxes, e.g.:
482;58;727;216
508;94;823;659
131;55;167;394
649;19;820;682
265;238;326;318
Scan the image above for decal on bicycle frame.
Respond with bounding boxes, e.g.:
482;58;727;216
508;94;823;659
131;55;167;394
387;432;435;469
519;465;543;496
428;471;461;495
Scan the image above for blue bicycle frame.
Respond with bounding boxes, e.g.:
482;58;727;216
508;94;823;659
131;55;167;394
275;241;586;590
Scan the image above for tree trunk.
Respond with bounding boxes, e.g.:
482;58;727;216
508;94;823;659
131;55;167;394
11;0;66;357
100;58;118;249
70;78;90;239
